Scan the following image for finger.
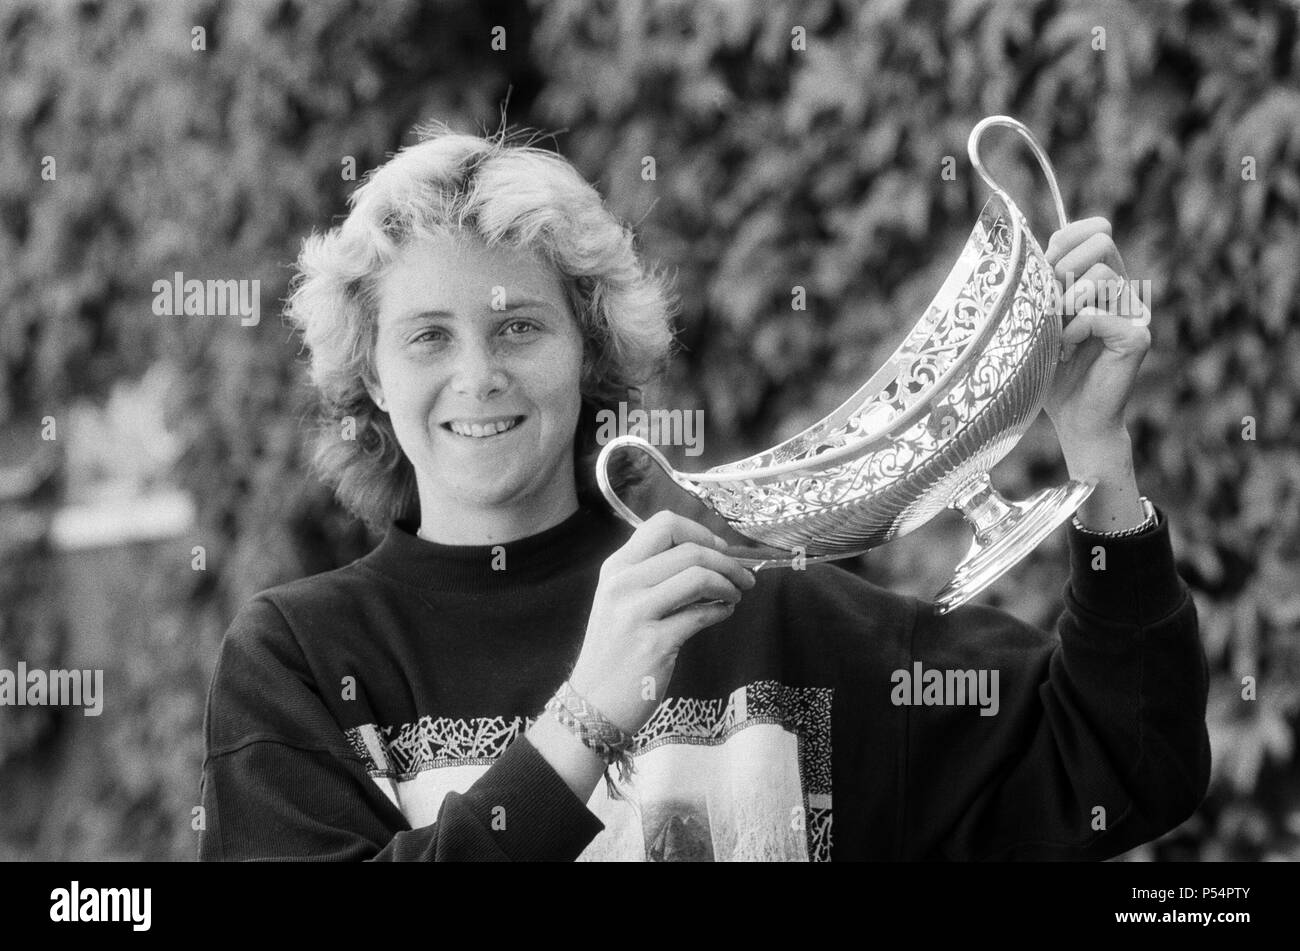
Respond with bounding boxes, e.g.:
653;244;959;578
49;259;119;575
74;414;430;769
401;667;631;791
648;565;743;616
1062;307;1152;347
611;510;727;569
1063;262;1124;316
1053;230;1124;287
1114;275;1149;319
625;542;757;592
1059;307;1152;362
1045;216;1112;264
655;599;736;647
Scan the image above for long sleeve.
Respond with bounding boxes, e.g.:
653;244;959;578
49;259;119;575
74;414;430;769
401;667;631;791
197;597;604;861
898;504;1210;860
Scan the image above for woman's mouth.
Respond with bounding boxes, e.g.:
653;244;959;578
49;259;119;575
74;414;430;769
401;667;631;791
442;416;524;439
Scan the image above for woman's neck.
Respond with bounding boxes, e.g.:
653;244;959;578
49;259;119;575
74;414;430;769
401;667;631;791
415;488;580;546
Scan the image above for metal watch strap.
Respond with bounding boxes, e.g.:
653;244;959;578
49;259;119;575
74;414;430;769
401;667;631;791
1071;495;1157;538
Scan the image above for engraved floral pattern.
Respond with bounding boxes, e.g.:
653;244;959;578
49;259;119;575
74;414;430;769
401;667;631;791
689;210;1058;543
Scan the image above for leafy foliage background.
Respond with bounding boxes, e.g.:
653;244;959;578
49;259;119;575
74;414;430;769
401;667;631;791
0;0;1296;860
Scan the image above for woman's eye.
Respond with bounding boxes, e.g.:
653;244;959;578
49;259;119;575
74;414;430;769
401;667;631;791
503;319;539;336
410;329;448;345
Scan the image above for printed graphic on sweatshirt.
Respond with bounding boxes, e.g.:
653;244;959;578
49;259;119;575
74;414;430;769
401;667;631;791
343;680;833;861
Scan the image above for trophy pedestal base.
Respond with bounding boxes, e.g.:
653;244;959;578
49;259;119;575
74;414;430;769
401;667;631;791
932;478;1095;615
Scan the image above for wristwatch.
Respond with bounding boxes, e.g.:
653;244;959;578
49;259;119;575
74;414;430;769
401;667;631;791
1071;495;1157;538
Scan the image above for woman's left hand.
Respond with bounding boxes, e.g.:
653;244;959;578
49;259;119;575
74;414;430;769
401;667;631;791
1042;216;1151;453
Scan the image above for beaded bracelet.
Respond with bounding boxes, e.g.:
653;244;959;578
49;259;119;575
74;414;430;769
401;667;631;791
545;680;636;800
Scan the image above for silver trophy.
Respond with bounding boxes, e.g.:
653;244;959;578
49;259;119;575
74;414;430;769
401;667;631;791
596;116;1095;614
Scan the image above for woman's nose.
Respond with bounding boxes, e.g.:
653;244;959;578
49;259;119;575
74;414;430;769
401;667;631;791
450;341;509;400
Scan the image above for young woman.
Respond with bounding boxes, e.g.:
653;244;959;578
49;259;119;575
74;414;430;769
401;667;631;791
198;125;1209;861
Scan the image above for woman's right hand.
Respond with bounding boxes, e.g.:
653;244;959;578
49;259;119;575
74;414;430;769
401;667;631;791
567;510;756;735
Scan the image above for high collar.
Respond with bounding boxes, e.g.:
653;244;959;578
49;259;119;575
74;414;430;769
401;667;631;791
361;503;630;594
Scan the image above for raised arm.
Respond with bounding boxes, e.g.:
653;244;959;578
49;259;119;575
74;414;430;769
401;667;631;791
899;504;1210;860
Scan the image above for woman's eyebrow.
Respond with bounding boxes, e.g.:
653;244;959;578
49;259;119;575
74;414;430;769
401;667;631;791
495;297;555;312
398;298;555;322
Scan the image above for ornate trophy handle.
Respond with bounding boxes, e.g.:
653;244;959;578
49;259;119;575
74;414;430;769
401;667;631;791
595;435;684;530
968;115;1070;233
594;435;842;570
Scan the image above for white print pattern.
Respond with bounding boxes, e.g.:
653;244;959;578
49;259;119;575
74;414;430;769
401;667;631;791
633;681;833;798
344;680;833;861
345;714;530;777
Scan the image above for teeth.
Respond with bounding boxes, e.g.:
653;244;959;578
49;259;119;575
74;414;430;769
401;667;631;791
449;418;518;438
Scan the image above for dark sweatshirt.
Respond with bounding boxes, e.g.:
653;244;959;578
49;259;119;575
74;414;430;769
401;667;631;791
197;502;1210;861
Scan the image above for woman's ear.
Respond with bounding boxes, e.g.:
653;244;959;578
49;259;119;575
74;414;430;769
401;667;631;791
364;376;388;413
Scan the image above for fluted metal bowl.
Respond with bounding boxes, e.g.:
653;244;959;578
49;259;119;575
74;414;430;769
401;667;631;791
596;116;1095;613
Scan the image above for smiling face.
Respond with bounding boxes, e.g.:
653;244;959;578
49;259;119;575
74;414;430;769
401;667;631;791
370;231;586;543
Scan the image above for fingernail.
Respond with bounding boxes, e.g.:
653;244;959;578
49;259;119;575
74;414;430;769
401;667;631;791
713;533;729;549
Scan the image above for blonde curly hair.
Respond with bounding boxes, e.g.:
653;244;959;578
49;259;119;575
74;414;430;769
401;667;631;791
285;123;677;530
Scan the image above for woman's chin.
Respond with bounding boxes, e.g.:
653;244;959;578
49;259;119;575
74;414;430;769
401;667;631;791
429;475;546;512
